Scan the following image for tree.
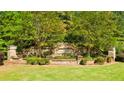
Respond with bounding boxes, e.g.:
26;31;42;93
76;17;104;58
65;12;120;56
31;12;66;57
113;12;124;53
0;12;22;53
0;12;34;54
0;11;123;58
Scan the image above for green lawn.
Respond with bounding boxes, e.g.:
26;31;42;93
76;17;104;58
0;63;124;80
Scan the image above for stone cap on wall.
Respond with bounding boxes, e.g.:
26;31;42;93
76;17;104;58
8;45;17;50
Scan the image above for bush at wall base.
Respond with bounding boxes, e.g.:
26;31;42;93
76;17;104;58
79;59;87;65
106;56;113;63
94;57;105;65
25;56;49;65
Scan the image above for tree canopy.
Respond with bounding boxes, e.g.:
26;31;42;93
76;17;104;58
0;11;123;57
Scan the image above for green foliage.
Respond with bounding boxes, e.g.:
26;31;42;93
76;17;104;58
0;11;123;57
38;58;49;65
29;12;66;57
25;56;49;65
94;57;105;65
65;12;120;55
79;59;87;65
0;12;66;57
0;12;34;53
26;56;38;65
83;55;93;61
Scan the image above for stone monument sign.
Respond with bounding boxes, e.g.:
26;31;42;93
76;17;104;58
52;43;75;57
8;45;18;60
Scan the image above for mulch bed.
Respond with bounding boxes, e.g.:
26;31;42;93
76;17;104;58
1;59;118;67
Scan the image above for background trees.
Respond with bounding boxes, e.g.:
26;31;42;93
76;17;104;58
0;12;23;53
65;12;121;57
31;12;66;57
0;11;123;58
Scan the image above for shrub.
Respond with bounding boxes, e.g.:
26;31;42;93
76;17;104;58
106;56;113;63
38;58;50;65
26;56;38;65
25;56;49;65
0;52;4;65
38;60;45;65
79;59;87;65
94;57;105;65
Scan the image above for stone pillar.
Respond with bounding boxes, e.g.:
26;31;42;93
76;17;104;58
108;47;116;61
77;55;83;64
8;45;18;60
113;47;116;60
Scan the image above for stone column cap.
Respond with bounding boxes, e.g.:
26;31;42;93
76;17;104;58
8;45;17;50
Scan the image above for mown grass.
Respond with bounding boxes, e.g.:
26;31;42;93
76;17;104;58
0;63;124;80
